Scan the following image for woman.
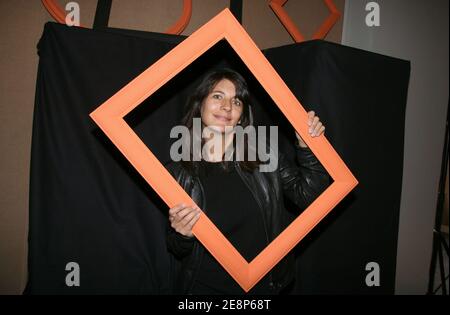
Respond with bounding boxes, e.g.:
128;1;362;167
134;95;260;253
166;68;328;294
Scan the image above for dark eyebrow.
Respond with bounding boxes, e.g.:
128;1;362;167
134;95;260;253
210;90;241;100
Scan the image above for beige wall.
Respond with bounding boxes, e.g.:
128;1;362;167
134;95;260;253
343;0;448;295
0;0;343;294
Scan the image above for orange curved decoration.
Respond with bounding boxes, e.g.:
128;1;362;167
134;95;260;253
166;0;192;35
41;0;71;25
41;0;192;34
269;0;341;43
313;0;341;39
269;0;304;42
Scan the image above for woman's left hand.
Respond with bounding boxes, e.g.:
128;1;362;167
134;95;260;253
295;111;325;148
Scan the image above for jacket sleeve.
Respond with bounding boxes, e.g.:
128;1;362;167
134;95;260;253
278;144;330;210
166;228;195;259
164;161;196;258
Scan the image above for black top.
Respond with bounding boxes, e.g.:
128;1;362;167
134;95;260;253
191;160;272;295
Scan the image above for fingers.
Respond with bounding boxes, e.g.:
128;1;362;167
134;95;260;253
183;211;201;236
180;208;199;227
175;206;197;221
311;120;324;137
168;203;201;237
307;110;315;126
307;110;325;137
308;116;319;133
168;203;186;217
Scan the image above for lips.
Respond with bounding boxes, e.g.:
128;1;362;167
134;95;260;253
213;114;231;122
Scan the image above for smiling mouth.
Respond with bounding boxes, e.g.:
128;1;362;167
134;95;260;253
213;114;231;122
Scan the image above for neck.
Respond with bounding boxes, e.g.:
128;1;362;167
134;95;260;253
202;128;235;162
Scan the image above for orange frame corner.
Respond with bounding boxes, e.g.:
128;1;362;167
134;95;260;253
269;0;341;43
90;8;357;292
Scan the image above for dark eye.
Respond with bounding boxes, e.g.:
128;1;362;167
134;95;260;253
212;94;222;99
233;99;242;106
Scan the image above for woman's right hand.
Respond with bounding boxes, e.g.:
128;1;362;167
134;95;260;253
168;204;202;238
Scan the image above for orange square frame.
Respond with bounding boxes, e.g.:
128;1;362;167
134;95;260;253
90;8;358;292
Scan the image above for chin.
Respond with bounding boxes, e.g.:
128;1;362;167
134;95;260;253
204;124;235;134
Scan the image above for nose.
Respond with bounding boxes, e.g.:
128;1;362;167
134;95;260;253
220;99;232;111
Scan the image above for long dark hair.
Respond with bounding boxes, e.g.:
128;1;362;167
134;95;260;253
180;68;260;174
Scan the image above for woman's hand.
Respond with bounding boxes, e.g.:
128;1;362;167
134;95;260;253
295;111;325;148
169;203;201;238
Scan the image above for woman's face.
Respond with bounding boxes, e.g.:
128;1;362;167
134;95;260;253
200;78;243;133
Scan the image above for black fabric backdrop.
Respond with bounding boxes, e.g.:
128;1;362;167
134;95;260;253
26;22;410;294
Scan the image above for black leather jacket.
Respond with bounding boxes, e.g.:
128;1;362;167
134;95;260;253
165;146;329;294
